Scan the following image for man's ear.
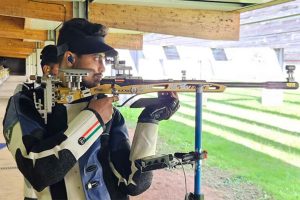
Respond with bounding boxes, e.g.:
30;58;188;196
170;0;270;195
42;65;50;75
64;51;75;66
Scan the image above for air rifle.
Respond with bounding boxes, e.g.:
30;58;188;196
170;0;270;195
55;65;298;106
32;56;298;122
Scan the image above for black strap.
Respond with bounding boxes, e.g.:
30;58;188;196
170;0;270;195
49;179;68;200
85;108;106;131
99;107;116;147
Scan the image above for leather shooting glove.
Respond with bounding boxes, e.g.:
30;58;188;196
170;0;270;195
138;92;180;123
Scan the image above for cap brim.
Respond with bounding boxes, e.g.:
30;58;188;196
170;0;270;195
70;36;116;55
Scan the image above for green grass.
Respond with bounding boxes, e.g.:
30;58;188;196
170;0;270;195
180;101;300;137
118;88;300;200
207;98;300;120
175;111;300;155
184;91;300;120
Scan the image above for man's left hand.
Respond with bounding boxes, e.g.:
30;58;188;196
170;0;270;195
138;92;180;123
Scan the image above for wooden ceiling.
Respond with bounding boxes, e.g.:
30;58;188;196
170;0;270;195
144;1;300;49
0;0;293;59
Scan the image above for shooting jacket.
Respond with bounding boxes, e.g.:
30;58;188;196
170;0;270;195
3;88;156;200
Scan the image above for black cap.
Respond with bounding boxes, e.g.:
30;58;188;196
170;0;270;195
56;18;117;57
57;35;115;56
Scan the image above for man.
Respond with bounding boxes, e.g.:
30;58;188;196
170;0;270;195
13;45;59;93
3;18;179;200
40;44;59;76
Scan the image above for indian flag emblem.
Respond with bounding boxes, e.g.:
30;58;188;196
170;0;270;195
78;121;102;145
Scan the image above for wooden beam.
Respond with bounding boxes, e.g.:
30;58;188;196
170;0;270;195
0;38;41;49
0;47;34;55
0;16;25;29
0;28;47;41
89;3;240;40
0;0;72;21
0;16;48;41
0;49;30;58
106;33;143;50
0;52;28;59
24;18;30;29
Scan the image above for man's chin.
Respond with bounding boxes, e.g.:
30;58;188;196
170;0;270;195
82;81;97;88
94;77;101;83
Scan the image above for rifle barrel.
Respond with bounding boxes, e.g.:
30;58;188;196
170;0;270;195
216;81;299;89
101;77;299;90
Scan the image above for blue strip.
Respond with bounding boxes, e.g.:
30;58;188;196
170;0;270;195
0;143;7;150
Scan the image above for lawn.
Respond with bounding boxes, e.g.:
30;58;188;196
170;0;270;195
118;88;300;200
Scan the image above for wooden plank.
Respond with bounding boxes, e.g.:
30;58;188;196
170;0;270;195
0;28;47;41
24;18;31;29
89;3;240;40
0;47;34;55
0;38;40;49
88;0;245;11
0;52;28;59
106;33;143;50
0;0;72;22
0;16;48;41
0;16;24;29
0;49;31;58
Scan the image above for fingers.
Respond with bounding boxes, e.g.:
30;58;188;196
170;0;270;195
104;96;119;103
112;95;119;102
88;96;116;124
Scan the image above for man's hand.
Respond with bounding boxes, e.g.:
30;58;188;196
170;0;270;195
138;92;180;123
88;96;118;124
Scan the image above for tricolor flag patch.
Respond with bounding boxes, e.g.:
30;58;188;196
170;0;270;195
78;121;102;145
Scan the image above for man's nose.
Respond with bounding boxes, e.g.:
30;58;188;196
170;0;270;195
96;61;105;73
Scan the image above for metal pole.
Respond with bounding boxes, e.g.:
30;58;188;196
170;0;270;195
194;85;203;199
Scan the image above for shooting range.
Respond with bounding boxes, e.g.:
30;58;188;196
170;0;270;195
0;0;299;200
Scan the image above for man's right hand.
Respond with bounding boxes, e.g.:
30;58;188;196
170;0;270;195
88;96;117;124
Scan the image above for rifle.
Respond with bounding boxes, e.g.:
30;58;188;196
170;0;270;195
32;64;298;119
55;66;298;107
30;64;295;119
